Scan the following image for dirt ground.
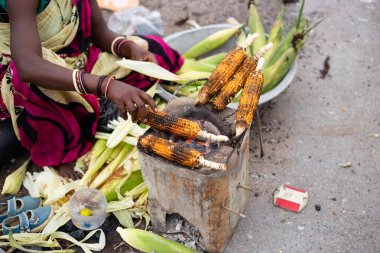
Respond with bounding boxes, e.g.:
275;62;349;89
1;0;379;252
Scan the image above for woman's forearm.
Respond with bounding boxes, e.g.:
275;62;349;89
19;55;105;95
90;0;119;54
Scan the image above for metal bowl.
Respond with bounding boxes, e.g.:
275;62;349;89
159;24;297;108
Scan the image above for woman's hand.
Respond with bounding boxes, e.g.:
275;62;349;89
120;41;157;64
106;79;156;122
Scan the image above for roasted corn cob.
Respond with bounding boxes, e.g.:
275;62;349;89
139;135;226;170
195;33;258;106
236;58;265;137
212;43;272;111
144;110;229;142
212;56;257;111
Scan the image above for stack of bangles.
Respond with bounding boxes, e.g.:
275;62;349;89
72;69;115;99
111;36;130;57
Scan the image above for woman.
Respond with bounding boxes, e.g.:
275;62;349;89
0;0;183;178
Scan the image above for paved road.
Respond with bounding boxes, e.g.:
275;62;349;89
143;0;380;252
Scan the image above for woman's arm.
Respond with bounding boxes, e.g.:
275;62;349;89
7;0;155;121
89;0;156;63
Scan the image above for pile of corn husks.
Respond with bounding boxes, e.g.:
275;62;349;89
0;84;198;252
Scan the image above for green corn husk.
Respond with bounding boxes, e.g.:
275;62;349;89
178;59;216;73
2;158;30;195
176;71;211;85
101;170;144;202
183;25;242;59
108;142;125;163
249;1;266;55
113;210;134;228
90;144;134;189
264;7;284;62
116;228;198;253
198;52;227;65
82;147;114;184
262;46;298;93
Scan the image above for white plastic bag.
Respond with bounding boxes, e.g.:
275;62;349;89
107;6;164;36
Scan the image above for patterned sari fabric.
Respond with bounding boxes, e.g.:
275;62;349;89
0;0;183;166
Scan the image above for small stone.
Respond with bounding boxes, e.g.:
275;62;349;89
332;211;336;215
178;234;186;241
339;162;352;168
315;204;321;211
332;197;337;201
254;192;259;197
280;219;286;223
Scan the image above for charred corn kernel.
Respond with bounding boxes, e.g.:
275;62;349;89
236;58;265;137
139;135;201;167
212;56;257;111
145;110;201;139
139;135;226;170
195;34;258;105
145;110;229;142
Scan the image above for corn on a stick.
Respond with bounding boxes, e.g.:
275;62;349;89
139;135;226;170
236;58;265;137
212;56;257;111
195;33;258;105
144;110;229;142
183;25;243;59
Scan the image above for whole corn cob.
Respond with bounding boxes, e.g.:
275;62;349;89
144;110;229;142
236;58;265;137
195;33;259;105
139;135;226;170
183;25;243;59
212;56;257;111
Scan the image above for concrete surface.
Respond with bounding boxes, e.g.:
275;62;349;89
142;0;380;252
1;0;379;252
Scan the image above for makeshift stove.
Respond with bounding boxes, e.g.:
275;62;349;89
138;97;251;253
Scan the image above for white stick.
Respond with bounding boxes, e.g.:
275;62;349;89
198;130;229;143
199;157;226;170
241;33;259;49
254;42;273;58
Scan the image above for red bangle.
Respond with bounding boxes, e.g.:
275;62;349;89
104;76;115;99
116;40;130;57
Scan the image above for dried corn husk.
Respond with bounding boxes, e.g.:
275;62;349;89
2;158;30;195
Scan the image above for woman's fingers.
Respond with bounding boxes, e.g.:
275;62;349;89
133;96;148;120
115;101;128;119
140;92;157;111
125;99;137;122
146;53;158;64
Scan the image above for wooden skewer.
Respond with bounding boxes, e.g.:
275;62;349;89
237;184;252;191
223;207;247;218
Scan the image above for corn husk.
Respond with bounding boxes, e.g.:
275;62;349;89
178;59;216;73
249;1;266;55
198;52;227;65
116;228;198;253
113;210;134;228
183;25;242;59
2;158;30;195
82;147;114;185
117;59;188;81
90;144;134;188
